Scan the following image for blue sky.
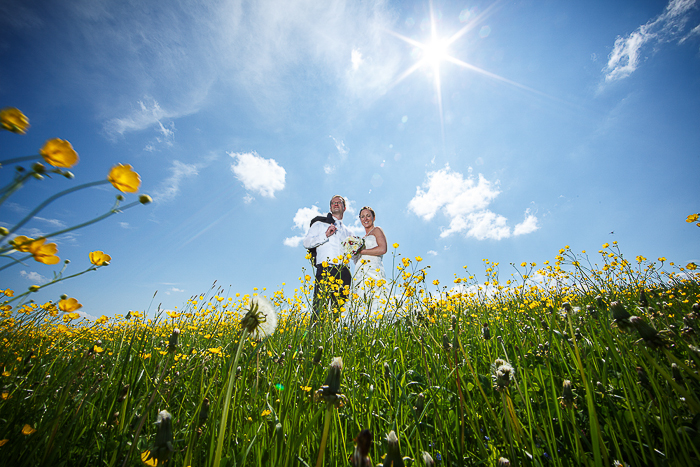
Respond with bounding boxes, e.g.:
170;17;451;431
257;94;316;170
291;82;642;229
1;0;699;318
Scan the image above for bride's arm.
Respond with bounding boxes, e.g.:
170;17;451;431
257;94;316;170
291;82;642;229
360;227;387;256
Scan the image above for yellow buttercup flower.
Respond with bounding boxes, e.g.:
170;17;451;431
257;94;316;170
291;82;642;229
21;424;36;435
11;235;34;252
140;450;158;467
39;138;79;168
687;262;698;271
0;107;29;134
89;250;111;266
686;213;699;223
27;238;60;265
59;298;82;312
108;164;141;193
0;439;8;447
393;243;399;248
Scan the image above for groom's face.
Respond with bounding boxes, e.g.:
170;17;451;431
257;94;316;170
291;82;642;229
330;197;345;215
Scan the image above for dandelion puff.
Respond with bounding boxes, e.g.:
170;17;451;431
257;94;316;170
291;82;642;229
240;296;278;338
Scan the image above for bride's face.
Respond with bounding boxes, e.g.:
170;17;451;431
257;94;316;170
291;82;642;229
359;209;374;228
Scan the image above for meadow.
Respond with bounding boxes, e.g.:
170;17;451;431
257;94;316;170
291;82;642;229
2;108;700;466
1;243;700;467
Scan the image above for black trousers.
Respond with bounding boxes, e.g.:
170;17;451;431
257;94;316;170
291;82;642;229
311;264;351;323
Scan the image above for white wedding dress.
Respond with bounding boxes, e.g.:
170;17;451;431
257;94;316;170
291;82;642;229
349;233;388;324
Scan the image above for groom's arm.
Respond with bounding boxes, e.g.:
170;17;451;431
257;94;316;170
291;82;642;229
303;221;331;249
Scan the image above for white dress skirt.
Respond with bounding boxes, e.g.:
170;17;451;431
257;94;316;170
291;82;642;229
348;233;388;325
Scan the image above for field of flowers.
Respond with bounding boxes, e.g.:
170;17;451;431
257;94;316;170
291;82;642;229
1;242;700;467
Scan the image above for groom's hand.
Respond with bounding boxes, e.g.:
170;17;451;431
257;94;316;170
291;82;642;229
325;225;337;237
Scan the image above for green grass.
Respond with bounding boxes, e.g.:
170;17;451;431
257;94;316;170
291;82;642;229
1;245;699;467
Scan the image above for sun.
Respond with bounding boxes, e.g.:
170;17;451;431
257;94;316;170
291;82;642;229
385;2;545;146
422;38;450;69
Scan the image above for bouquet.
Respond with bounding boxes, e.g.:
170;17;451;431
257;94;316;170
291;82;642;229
341;235;365;256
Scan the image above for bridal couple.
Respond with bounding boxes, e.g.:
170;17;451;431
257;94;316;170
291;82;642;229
303;195;387;324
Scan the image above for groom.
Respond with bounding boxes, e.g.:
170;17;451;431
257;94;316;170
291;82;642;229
303;195;352;324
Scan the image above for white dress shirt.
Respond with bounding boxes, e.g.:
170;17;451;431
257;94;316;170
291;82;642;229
303;215;352;266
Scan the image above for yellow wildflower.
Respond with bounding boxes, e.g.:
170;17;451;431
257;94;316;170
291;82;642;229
59;298;82;312
27;238;60;265
89;250;111;266
415;256;422;262
108;163;141;193
39;138;79;168
686;213;699;223
0;107;29;134
10;235;34;252
0;439;8;447
393;243;399;248
261;409;271;417
21;424;36;435
140;450;158;466
688;263;698;271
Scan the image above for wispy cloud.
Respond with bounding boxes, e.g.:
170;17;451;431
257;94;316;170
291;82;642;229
33;216;67;229
229;151;286;199
408;164;538;240
20;270;47;283
603;0;699;82
164;286;185;296
152;160;199;203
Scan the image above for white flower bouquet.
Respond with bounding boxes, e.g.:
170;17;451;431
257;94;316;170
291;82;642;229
341;235;365;256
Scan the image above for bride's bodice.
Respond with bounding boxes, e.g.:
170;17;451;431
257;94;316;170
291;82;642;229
363;234;380;253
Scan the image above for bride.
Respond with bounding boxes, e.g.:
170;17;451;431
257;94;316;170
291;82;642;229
352;206;388;321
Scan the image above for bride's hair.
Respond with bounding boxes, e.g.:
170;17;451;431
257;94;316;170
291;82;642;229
359;206;375;219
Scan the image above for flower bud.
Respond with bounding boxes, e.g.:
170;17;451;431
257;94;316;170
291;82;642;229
383;431;404;467
144;410;174;464
198;398;210;426
139;194;153;204
0;227;8;237
168;328;180;353
32;162;45;174
62;170;74;179
60;294;68;300
32;173;44;180
313;346;323;365
116;194;125;201
28;285;40;292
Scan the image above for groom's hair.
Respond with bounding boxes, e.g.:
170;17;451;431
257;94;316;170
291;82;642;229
329;195;346;209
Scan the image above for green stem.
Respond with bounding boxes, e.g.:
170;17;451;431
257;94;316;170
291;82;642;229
315;405;333;467
213;328;250;467
6;179;110;237
0;154;42;166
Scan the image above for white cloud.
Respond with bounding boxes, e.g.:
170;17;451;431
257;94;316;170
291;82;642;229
513;210;539;236
408;164;538;241
408;165;500;221
604;0;699;82
427;250;438;256
292;206;323;230
351;49;363;70
34;217;67;229
324;164;335;174
229;151;286;198
104;96;176;137
283;236;304;247
165;286;185;295
152;160;199;203
284;206;323;247
20;270;47;283
119;222;130;229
